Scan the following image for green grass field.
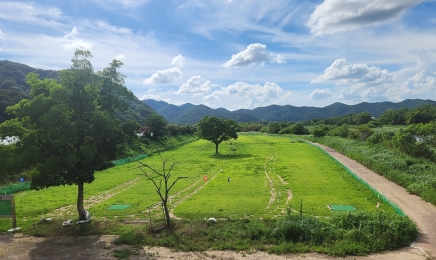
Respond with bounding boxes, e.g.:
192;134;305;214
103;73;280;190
0;134;395;231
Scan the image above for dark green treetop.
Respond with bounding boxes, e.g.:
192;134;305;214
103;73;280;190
196;116;238;154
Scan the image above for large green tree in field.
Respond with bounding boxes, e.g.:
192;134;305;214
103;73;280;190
196;116;238;154
0;49;132;220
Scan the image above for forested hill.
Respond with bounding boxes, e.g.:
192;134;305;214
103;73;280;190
143;99;436;124
0;60;155;124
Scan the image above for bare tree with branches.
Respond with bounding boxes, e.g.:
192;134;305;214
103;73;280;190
138;154;188;229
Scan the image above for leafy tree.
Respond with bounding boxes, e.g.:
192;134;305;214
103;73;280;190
290;123;310;135
329;124;349;138
394;123;436;160
267;122;279;133
144;113;168;140
196;116;238;154
359;125;375;140
356;112;372;125
378;108;408;125
0;49;131;220
406;105;436;125
312;124;329;137
122;120;141;139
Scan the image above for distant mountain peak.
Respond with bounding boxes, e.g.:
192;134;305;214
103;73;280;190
143;99;436;124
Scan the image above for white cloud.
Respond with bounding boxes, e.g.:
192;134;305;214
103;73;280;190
338;89;361;101
222;43;285;67
311;59;394;86
313;59;398;102
116;54;126;60
141;93;161;100
401;70;436;94
308;0;424;36
177;75;212;95
0;136;19;146
203;81;292;109
171;54;186;67
387;70;436;100
61;27;93;51
143;67;182;85
65;27;79;38
0;2;63;27
96;20;132;34
310;89;333;100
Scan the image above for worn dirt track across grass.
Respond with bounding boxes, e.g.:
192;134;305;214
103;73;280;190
311;142;436;259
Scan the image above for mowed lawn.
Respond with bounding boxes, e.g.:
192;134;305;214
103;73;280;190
173;134;394;218
1;134;394;231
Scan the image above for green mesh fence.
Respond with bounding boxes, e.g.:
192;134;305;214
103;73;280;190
302;140;406;217
112;154;147;166
0;182;31;195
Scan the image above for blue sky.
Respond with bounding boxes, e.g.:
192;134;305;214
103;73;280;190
1;0;436;110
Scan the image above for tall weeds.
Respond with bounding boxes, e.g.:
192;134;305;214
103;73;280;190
115;211;417;256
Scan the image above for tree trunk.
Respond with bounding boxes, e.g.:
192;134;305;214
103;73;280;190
215;143;219;154
77;181;86;220
163;200;171;228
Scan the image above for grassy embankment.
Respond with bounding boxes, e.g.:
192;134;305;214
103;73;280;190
305;135;436;206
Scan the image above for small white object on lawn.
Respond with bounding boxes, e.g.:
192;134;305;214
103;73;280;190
204;217;217;222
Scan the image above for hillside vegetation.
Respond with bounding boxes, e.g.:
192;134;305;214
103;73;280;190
0;60;155;125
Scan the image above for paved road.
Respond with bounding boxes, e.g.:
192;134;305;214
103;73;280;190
312;142;436;259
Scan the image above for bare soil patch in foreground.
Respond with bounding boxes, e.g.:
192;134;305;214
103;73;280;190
0;234;427;260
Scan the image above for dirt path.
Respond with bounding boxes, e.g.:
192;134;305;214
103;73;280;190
0;233;428;260
311;142;436;259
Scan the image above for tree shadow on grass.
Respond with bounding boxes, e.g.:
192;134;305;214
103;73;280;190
208;154;253;160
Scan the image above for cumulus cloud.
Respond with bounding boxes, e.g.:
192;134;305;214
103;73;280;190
62;26;93;50
171;54;186;67
338;89;361;101
203;81;292;109
401;70;436;93
311;58;394;86
387;70;436;100
310;89;333;100
222;43;286;67
177;75;212;95
143;67;182;85
313;58;397;102
308;0;424;35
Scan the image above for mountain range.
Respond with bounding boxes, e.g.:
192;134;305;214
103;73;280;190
143;99;436;124
2;60;435;126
